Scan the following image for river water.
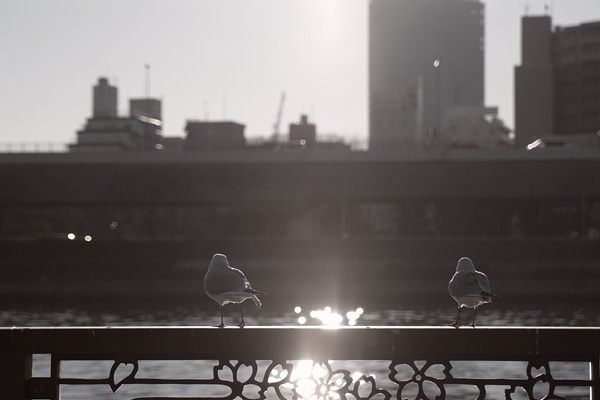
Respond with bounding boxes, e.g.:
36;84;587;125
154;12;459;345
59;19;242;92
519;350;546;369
5;296;599;399
3;297;600;328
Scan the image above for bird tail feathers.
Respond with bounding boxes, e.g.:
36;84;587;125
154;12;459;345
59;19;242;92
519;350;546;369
245;288;267;296
243;288;265;308
483;291;499;298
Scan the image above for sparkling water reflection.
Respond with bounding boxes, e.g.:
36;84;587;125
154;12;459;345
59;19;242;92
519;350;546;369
2;298;600;327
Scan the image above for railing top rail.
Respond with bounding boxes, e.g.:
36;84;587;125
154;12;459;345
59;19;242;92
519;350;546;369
0;326;599;361
4;325;600;330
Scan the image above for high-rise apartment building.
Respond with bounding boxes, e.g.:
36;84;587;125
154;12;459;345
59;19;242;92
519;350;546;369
515;16;600;147
369;0;485;149
553;21;600;135
514;16;554;147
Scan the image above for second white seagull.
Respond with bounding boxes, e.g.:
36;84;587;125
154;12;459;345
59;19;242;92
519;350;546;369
448;257;497;328
204;253;266;328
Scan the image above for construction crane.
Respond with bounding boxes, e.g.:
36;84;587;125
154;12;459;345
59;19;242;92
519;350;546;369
272;92;286;142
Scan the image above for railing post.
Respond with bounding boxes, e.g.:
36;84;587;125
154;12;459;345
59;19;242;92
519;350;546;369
592;356;600;400
0;329;32;399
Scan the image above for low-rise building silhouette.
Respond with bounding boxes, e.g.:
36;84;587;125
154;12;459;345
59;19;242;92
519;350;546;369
70;78;351;152
130;98;163;150
289;114;316;147
184;121;246;150
71;77;163;152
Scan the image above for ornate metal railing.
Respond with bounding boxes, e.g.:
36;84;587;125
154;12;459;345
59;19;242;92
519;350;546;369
1;326;599;399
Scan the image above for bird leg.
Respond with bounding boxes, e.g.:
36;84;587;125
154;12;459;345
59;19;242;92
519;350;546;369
216;305;225;328
449;306;461;328
471;307;477;328
238;303;245;328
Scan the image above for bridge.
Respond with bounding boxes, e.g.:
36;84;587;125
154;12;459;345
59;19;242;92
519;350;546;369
1;149;599;241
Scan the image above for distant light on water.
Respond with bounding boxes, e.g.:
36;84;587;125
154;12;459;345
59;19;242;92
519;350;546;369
321;312;343;327
298;305;363;326
309;308;342;326
346;311;359;321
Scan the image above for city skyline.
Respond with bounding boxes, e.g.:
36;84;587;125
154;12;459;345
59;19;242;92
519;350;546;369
1;0;599;147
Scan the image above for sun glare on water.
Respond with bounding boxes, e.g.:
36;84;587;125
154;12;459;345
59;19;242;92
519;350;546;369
295;306;364;326
278;361;346;400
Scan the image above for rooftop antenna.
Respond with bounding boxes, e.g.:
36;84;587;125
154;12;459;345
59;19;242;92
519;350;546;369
145;64;151;98
524;1;529;15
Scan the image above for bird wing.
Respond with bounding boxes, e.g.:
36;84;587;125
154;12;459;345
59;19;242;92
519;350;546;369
449;271;487;298
230;267;252;288
229;267;267;295
204;267;246;295
245;287;267;295
474;271;494;296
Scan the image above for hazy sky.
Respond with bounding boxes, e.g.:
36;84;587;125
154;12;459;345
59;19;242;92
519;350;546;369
1;0;599;146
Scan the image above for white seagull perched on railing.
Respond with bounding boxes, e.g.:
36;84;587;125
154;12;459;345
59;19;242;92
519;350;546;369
204;253;266;328
448;257;498;328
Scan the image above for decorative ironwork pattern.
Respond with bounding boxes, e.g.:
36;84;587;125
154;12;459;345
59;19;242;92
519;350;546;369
388;359;589;400
29;357;593;399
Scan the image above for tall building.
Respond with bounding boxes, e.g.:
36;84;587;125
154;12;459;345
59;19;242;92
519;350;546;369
369;0;485;149
553;21;600;136
515;16;600;147
514;16;555;147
